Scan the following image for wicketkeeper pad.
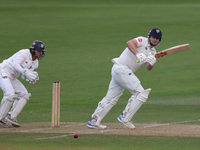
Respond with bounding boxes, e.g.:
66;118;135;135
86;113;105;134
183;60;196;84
0;94;17;120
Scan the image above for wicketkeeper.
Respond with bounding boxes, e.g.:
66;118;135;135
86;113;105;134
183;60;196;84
87;28;162;129
0;40;46;128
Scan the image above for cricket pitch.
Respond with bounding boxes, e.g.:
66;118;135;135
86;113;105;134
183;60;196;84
0;122;200;137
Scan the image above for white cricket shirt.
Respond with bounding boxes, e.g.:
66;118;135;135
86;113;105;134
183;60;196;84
112;36;156;73
0;49;38;79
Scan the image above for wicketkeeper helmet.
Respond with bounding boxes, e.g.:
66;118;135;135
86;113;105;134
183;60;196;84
30;40;46;58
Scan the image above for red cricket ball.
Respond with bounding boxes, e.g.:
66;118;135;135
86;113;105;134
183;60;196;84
74;133;78;138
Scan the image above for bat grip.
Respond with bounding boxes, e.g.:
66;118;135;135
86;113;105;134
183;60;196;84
136;55;155;63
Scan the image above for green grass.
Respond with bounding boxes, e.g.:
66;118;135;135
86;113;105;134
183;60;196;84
0;133;200;150
0;0;200;149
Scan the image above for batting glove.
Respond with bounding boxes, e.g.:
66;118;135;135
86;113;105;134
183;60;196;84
147;55;157;66
136;53;147;63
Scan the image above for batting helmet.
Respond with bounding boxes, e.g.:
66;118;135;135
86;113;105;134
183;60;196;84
148;28;162;40
30;40;46;58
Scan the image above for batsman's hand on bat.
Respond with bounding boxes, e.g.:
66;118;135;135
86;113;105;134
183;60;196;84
136;53;147;63
147;55;156;66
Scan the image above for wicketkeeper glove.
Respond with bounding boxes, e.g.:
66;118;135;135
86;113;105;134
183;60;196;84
22;68;38;82
26;79;36;84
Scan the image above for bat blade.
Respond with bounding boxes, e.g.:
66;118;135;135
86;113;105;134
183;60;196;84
136;43;190;62
155;43;190;58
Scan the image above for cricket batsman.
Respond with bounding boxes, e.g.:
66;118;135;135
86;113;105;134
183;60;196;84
87;28;162;129
0;40;46;128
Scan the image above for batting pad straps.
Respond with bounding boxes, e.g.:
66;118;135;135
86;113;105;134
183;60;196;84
137;88;151;103
93;94;122;124
23;93;31;100
10;93;31;119
123;88;151;122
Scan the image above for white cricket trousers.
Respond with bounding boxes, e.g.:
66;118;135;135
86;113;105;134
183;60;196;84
107;64;144;99
92;64;144;121
0;74;28;112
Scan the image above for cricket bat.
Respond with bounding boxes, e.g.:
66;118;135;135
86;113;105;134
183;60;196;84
136;43;190;63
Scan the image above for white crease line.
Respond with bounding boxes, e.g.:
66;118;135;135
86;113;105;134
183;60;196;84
35;132;96;140
36;134;72;140
100;129;116;133
17;123;85;133
17;127;53;133
62;123;85;128
143;123;169;128
143;119;200;128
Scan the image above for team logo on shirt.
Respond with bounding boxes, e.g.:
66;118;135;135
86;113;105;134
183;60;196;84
25;61;28;64
138;38;142;42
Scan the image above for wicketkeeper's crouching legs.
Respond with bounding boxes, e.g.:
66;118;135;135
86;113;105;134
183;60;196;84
0;94;17;127
0;95;17;120
118;88;151;129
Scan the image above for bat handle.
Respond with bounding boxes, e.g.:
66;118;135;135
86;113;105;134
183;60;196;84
136;55;155;63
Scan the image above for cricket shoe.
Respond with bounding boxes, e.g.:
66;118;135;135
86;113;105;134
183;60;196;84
7;115;21;127
118;113;135;129
0;117;12;128
87;118;107;129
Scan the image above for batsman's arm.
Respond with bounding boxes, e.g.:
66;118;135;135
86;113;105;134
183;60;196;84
127;39;148;63
126;39;139;55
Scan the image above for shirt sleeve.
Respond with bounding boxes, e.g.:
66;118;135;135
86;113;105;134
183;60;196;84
134;36;146;47
11;51;26;73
